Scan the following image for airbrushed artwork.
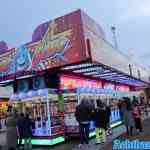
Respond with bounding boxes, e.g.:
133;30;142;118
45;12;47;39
0;11;87;79
30;20;73;70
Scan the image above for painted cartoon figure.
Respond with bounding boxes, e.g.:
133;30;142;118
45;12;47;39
10;45;32;73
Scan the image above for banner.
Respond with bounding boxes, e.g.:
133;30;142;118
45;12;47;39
0;10;88;80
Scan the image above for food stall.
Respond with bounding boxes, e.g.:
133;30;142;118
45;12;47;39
9;73;135;143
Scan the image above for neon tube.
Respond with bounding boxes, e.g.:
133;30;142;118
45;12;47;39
89;120;122;138
110;121;122;128
18;136;65;145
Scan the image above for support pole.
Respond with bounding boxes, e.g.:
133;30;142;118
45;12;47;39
77;88;80;105
46;89;51;135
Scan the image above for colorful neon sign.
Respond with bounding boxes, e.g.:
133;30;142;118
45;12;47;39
60;75;102;89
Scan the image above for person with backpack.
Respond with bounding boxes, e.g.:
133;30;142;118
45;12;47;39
75;99;92;148
94;100;107;145
105;104;112;136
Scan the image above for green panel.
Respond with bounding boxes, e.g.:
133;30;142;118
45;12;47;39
18;136;65;145
58;94;64;112
89;120;122;138
89;131;96;137
110;121;122;128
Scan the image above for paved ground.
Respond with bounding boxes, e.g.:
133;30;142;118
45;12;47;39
0;124;126;150
58;124;126;150
53;117;150;150
1;114;150;150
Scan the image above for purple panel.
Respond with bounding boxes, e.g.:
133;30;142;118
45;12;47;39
32;22;49;42
0;41;8;54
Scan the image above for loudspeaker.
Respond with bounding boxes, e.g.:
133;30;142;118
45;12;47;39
32;76;46;90
28;78;33;90
45;70;60;89
13;80;18;93
17;79;29;93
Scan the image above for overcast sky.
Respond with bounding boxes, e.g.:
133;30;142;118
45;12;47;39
0;0;150;66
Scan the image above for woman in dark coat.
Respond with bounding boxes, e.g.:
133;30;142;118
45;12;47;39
94;100;107;144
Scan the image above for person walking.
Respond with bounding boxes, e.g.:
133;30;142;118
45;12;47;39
23;114;32;150
75;99;92;148
118;100;123;121
123;97;135;136
105;104;112;136
17;113;25;148
133;101;143;134
6;111;18;150
94;100;107;145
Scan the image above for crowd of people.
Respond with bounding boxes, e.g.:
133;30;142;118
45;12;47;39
5;106;32;150
75;97;145;149
1;97;147;150
118;97;143;136
75;99;111;148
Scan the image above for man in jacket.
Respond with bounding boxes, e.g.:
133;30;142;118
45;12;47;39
106;104;112;135
75;99;92;147
94;100;107;145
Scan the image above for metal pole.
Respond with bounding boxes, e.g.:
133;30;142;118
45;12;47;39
111;26;118;49
46;89;51;135
129;64;132;76
77;88;80;105
137;69;141;79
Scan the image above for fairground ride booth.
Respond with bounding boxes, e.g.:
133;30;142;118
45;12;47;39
59;74;140;138
0;10;149;145
9;89;65;146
